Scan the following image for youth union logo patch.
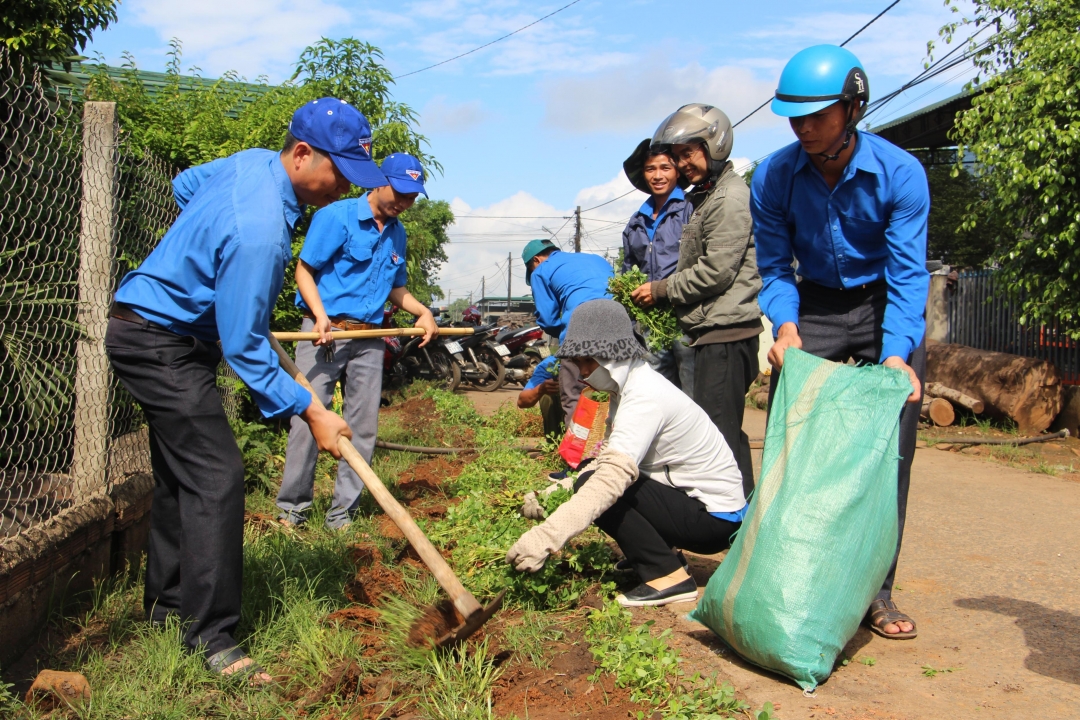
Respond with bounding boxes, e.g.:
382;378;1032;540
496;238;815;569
406;169;422;181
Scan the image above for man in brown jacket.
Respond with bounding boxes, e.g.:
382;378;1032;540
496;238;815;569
630;104;762;498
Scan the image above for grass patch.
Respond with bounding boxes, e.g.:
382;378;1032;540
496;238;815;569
3;383;755;718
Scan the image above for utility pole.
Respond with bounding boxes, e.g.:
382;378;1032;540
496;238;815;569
573;205;582;252
481;276;485;304
506;252;512;315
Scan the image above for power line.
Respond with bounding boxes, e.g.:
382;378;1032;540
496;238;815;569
731;0;904;129
396;0;585;78
581;188;637;212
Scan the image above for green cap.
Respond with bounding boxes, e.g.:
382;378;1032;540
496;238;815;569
522;239;558;286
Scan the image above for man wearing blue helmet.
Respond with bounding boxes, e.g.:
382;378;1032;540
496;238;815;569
752;45;929;640
106;98;380;683
277;153;438;531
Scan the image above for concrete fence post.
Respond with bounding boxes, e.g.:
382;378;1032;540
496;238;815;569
72;102;118;500
925;273;949;343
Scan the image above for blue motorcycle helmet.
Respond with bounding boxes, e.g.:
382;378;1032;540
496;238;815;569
772;44;870;159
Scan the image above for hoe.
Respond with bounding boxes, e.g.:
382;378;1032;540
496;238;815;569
269;335;504;648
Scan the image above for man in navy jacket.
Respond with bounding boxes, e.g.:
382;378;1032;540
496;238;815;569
621;139;694;392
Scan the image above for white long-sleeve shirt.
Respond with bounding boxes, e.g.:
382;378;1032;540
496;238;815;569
603;358;745;513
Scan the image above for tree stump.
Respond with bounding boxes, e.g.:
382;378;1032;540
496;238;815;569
926;343;1063;434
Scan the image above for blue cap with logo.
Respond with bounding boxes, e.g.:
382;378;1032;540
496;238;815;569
380;153;427;197
289;97;388;188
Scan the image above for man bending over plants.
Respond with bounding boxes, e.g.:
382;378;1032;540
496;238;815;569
516;356;563;440
277;153;438;530
506;300;746;607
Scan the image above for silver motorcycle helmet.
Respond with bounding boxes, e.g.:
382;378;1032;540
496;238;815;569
651;103;734;175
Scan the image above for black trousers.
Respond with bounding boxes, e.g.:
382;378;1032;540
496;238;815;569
692;336;759;499
575;472;741;582
557;357;586;427
767;281;925;601
105;316;246;657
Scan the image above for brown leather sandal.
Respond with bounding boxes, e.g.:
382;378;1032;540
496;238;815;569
866;598;918;640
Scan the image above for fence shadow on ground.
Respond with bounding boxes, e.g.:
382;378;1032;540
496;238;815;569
955;595;1080;686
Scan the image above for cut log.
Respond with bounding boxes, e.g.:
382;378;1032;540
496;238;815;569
926;343;1063;434
921;397;955;426
925;382;985;414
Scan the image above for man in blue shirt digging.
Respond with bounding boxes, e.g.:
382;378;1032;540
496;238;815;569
277;153;437;530
106;98;375;684
752;45;929;640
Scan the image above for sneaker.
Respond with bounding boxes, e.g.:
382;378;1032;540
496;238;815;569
616;577;698;608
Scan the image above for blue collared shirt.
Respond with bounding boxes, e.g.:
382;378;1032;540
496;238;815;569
523;356;558;390
114;148;312;419
621;187;692;282
530;251;614;342
751;132;930;361
295;195;408;323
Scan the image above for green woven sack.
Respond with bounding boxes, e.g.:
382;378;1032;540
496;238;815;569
689;348;911;691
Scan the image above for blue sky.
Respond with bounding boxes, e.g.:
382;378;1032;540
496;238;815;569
86;0;976;303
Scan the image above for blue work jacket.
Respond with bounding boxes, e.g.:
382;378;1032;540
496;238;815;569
530;251;613;342
621;187;692;282
114;148;312;419
751;132;930;361
296;195;408;324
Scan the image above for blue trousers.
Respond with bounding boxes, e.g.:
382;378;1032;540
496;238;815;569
277;318;383;528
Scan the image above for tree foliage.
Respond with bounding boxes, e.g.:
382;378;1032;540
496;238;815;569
922;161;997;268
1;0;116;65
941;0;1080;332
83;37;450;329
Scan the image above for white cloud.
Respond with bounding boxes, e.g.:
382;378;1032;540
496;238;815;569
421;96;489;133
127;0;350;79
438;172;644;300
543;57;784;137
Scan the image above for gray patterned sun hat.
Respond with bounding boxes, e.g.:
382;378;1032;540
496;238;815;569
556;299;647;361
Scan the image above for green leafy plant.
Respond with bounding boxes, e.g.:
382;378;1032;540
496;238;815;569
609;267;681;352
862;657;877;666
940;0;1080;334
922;664;958;678
586;602;748;719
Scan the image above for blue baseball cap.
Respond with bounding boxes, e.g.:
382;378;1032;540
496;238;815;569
288;97;388;188
381;153;427;197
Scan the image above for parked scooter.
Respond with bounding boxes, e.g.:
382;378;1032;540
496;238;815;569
442;306;506;391
492;325;550;386
383;309;460;393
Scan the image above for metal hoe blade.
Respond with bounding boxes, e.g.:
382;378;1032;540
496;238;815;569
434;590;506;648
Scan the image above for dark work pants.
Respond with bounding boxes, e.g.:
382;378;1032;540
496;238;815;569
766;281;925;602
558;357;585;427
105;317;245;658
575;472;741;582
692;336;759;500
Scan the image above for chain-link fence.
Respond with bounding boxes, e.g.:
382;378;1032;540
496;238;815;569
0;47;182;541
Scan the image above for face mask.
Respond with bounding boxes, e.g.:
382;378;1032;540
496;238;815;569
582;365;619;393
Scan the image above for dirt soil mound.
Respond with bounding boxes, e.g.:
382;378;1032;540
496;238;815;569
344;561;406;606
492;631;651;719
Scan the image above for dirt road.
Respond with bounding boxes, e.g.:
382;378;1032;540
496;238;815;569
465;391;1080;719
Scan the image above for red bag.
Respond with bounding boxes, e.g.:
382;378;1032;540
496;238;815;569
558;393;609;468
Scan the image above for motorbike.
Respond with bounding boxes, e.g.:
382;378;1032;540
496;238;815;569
441;310;506;391
491;325;550;386
382;309;460;393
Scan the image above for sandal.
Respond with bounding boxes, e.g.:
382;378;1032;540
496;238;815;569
207;647;274;687
865;598;918;640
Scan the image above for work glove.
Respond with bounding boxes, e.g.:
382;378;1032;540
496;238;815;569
507;447;638;573
521;492;545;520
520;475;575;519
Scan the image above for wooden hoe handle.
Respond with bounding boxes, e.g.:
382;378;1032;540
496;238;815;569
273;327;475;342
269;336;483;619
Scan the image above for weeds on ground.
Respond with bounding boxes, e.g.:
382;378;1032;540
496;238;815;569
586;602;749;719
922;664;959;677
